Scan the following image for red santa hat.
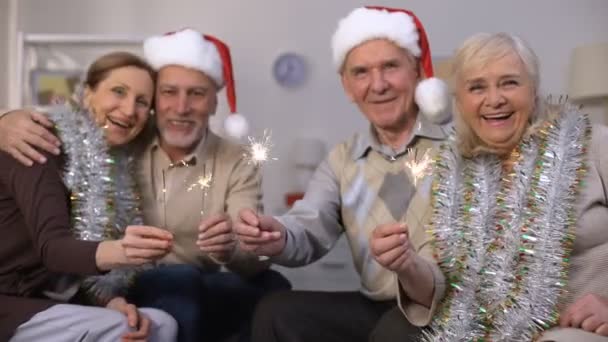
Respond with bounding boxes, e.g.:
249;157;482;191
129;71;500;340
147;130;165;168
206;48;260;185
143;28;248;139
331;6;451;124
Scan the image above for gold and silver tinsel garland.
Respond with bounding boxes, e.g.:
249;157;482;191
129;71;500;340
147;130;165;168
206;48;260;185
48;104;144;304
425;102;591;341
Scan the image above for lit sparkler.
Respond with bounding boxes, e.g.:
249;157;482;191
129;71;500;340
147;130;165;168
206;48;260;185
244;129;278;214
187;165;213;217
404;148;432;187
244;129;278;167
187;174;213;192
244;130;278;262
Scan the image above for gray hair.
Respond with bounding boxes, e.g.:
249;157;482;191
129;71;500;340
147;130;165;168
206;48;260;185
451;32;540;92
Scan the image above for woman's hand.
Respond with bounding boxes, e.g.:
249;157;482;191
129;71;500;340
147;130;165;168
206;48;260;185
120;225;173;264
560;293;608;336
105;297;151;341
97;226;173;270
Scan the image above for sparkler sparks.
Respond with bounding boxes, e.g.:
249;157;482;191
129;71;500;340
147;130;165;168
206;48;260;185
404;148;432;187
186;164;213;218
244;129;278;166
187;174;213;192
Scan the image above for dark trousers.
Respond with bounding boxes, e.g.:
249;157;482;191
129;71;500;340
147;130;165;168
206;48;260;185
251;290;397;342
369;306;423;341
127;264;291;342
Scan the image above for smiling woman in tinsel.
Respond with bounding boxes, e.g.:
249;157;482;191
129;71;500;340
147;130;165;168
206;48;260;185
371;32;608;342
0;52;177;342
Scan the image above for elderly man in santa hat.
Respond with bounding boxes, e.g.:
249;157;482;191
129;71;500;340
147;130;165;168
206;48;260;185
0;29;290;342
235;6;450;342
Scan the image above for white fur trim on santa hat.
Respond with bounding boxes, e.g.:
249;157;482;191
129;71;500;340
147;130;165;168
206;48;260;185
224;113;249;140
415;77;451;124
331;7;420;71
144;29;224;87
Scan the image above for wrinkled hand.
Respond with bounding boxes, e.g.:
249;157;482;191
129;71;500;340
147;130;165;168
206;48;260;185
0;109;60;166
234;208;285;257
560;293;608;336
106;297;151;342
370;223;416;274
197;213;237;263
120;225;173;265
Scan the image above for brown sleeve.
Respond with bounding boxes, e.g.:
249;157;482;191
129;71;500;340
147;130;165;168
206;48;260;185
7;153;101;275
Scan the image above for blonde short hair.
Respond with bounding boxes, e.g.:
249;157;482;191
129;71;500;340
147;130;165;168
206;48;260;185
451;33;543;157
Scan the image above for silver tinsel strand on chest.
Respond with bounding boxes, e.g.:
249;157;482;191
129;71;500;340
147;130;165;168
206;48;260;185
424;103;590;341
48;104;144;303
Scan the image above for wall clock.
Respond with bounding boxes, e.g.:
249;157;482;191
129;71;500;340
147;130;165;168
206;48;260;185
272;52;307;88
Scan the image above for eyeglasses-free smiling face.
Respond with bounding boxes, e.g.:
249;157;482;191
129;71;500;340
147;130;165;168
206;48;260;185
85;65;154;146
341;39;420;133
455;52;535;153
154;65;218;156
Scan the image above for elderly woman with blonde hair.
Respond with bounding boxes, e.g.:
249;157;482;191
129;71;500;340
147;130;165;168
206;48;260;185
370;32;608;341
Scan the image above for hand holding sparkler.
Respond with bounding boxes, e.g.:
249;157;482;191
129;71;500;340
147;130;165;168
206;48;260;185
370;222;435;307
234;208;285;257
370;222;416;274
242;130;278;260
197;213;237;263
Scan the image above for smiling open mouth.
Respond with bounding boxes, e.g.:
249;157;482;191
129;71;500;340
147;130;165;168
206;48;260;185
168;120;194;128
371;98;397;104
106;116;133;129
482;112;514;121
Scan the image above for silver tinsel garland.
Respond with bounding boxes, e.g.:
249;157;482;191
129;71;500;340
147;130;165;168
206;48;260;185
48;104;144;304
425;102;590;341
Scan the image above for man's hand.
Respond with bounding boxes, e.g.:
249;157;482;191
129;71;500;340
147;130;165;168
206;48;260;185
371;222;435;307
105;297;151;342
97;226;173;270
234;208;285;256
0;109;60;166
370;222;415;274
197;213;237;263
560;293;608;336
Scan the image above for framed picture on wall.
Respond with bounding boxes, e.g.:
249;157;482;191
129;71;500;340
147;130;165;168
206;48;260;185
29;69;83;106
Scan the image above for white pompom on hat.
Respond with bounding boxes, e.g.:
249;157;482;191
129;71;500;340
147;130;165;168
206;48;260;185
144;28;248;139
331;6;451;124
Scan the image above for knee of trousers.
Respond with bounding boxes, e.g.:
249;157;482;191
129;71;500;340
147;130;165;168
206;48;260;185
87;309;131;337
133;265;203;295
140;308;178;341
253;291;298;326
254;269;293;291
10;307;130;342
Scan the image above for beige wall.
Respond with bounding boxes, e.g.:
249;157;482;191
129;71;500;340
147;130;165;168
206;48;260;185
6;0;608;214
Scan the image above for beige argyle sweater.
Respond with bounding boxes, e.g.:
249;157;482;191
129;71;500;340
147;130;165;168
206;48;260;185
274;114;447;300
